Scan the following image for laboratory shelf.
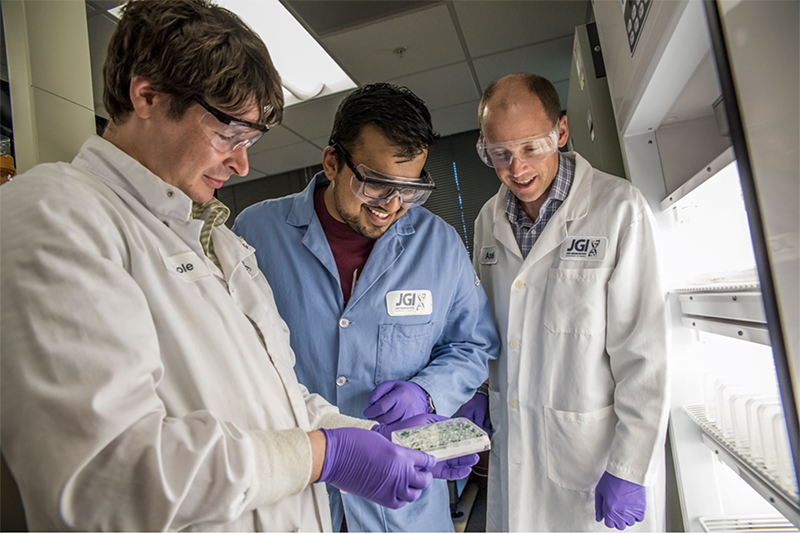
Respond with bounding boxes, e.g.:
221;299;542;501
684;404;800;528
699;515;798;532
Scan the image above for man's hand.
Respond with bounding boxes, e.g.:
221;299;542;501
594;471;646;530
372;413;479;481
364;380;429;425
459;391;492;436
318;427;435;509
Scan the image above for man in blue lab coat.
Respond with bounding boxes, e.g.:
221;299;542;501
233;83;499;532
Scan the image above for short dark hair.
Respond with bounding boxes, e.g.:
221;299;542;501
103;0;283;127
478;73;562;130
329;83;439;168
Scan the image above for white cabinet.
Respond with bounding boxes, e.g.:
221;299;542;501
591;0;799;530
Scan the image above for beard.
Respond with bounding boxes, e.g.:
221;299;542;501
333;184;392;240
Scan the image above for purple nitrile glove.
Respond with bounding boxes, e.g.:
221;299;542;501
430;453;480;480
372;412;448;440
594;471;647;530
364;380;429;425
318;427;436;509
459;391;492;436
372;413;480;481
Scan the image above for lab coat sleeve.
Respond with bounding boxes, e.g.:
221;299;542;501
411;236;500;417
1;177;307;531
604;203;670;487
245;391;377;509
300;382;378;431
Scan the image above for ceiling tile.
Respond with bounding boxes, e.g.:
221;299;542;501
473;35;575;93
280;90;350;141
454;1;590;58
430;100;481;137
249;125;305;155
321;4;465;82
246;141;322;177
386;63;479;111
284;0;439;37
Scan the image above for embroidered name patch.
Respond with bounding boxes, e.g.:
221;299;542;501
159;249;212;282
560;237;607;260
479;246;498;265
386;290;433;316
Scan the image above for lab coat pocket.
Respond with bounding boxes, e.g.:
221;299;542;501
542;268;613;336
544;404;616;491
375;323;434;385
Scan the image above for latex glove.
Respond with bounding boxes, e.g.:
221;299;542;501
373;413;479;480
594;471;647;530
319;427;436;509
364;380;429;425
459;391;492;436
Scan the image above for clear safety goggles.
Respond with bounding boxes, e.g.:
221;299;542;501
195;96;268;153
332;142;436;208
476;122;560;168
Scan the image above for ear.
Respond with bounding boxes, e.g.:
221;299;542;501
129;76;160;120
322;145;341;181
557;115;570;148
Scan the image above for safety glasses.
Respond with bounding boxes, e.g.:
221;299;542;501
194;96;268;153
331;142;436;208
476;121;560;168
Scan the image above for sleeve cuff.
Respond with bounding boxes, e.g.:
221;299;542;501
244;428;313;509
317;412;377;430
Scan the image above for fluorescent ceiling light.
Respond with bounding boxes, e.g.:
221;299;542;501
215;0;356;106
107;1;356;107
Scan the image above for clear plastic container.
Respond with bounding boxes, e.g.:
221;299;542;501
729;393;753;451
758;403;784;473
715;381;746;439
391;417;491;461
747;398;780;464
771;412;796;490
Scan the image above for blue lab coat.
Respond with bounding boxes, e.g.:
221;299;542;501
233;172;499;532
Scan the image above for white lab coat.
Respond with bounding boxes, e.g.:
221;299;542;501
0;136;374;531
473;152;669;532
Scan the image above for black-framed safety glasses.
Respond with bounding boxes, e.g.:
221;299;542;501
331;141;436;208
194;96;268;153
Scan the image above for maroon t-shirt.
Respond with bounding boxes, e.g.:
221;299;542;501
314;185;375;305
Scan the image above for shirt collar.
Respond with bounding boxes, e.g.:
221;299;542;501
191;197;230;226
504;152;574;224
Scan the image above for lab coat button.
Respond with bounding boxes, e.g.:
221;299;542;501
336;376;347;386
509;399;519;409
339;318;350;328
509;339;520;349
514;280;526;289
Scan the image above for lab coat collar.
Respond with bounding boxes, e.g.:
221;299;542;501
72;135;193;223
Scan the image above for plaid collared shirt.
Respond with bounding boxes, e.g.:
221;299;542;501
505;153;575;258
191;197;230;270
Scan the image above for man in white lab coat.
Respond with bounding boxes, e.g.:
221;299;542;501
466;73;669;531
0;0;459;530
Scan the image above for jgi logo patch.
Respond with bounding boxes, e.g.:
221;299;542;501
386;290;433;316
560;237;607;260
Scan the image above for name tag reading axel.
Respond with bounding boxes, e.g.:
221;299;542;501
386;290;433;317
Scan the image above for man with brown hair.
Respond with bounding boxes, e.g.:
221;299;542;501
0;1;456;530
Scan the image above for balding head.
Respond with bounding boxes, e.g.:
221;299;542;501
478;73;562;132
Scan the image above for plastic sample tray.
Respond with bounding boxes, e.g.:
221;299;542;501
391;417;491;461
